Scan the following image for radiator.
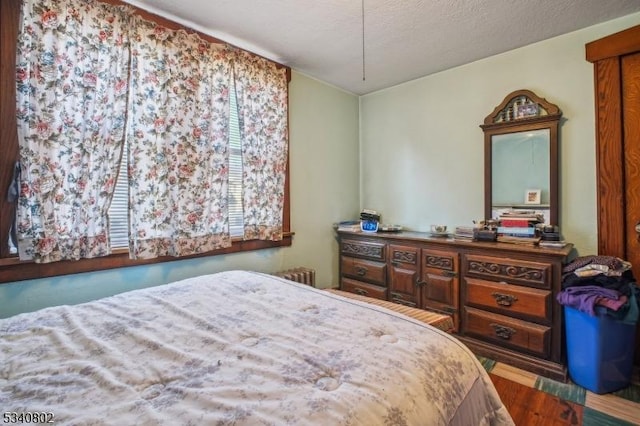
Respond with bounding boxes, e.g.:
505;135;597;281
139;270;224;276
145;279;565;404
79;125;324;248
272;267;316;286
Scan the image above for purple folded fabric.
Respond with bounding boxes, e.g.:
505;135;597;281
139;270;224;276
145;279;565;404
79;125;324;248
556;285;622;315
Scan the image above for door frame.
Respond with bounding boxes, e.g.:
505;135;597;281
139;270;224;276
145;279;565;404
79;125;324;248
586;25;640;258
587;25;640;366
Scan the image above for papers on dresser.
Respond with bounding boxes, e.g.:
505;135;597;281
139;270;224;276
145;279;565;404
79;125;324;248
336;221;361;232
454;226;476;240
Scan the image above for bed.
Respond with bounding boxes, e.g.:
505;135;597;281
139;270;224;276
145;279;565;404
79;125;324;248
1;270;513;425
322;288;455;333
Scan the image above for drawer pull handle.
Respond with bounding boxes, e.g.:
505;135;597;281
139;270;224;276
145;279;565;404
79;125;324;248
490;323;516;340
354;288;368;296
355;266;368;276
491;292;518;307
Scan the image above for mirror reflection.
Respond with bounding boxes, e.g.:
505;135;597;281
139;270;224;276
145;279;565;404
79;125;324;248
491;129;550;221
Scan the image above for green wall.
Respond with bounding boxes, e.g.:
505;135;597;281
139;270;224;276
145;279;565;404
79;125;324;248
359;13;640;255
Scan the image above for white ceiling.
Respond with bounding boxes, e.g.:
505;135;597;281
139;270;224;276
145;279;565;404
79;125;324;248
123;0;640;95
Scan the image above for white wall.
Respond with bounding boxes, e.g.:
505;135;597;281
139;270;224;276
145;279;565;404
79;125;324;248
0;71;360;318
359;13;640;256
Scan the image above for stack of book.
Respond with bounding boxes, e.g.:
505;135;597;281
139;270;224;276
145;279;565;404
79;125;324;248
538;240;567;248
498;210;545;226
497;234;541;245
496;211;544;245
336;221;361;232
453;226;476;241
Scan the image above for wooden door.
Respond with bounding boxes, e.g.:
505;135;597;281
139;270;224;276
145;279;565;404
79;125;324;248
623;53;640;279
587;24;640;365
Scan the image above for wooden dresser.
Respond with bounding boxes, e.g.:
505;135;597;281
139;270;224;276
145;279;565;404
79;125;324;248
337;230;574;381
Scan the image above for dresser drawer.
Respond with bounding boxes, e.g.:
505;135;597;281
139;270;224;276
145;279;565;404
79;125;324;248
342;257;387;286
463;307;551;358
341;239;386;261
463;254;551;289
465;277;551;324
341;278;387;300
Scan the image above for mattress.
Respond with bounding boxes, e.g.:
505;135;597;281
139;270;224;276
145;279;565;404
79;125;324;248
0;270;513;425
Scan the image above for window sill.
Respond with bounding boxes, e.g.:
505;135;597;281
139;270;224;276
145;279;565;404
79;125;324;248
0;233;293;284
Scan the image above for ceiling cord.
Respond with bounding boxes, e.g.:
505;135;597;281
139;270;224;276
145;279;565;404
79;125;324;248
362;0;365;81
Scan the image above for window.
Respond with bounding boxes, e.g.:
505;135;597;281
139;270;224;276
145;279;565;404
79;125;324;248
227;82;245;238
107;84;245;249
0;0;291;283
107;140;130;250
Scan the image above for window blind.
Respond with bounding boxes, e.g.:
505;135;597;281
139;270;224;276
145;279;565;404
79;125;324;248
108;146;129;249
228;82;244;238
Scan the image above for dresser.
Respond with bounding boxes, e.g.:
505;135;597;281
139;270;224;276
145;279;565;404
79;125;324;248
337;230;574;381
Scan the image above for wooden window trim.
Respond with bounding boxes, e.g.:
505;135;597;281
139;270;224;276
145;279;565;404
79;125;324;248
0;234;293;283
0;0;292;284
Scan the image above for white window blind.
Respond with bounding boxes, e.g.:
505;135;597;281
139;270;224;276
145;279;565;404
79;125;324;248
107;88;244;249
228;82;244;238
108;146;129;249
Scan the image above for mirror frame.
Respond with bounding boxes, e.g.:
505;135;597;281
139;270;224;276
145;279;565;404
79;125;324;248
481;89;562;225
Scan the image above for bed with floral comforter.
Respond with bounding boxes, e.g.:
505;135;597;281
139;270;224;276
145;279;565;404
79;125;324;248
1;270;513;425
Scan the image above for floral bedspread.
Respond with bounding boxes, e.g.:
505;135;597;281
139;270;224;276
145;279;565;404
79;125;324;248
1;270;513;425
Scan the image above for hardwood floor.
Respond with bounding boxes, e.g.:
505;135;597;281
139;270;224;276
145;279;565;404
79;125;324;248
483;359;640;425
491;374;583;425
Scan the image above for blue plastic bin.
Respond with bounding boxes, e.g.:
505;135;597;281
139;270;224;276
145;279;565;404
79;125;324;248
564;305;636;394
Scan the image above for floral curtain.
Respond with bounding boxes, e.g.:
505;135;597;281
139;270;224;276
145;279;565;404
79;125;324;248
15;0;132;262
127;18;233;259
233;50;289;241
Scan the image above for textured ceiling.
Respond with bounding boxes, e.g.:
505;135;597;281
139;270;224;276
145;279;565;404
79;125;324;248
123;0;640;95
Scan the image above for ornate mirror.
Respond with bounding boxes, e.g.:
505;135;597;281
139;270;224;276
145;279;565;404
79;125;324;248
481;90;562;225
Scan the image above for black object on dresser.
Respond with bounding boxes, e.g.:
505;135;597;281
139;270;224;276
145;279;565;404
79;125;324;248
337;230;574;382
